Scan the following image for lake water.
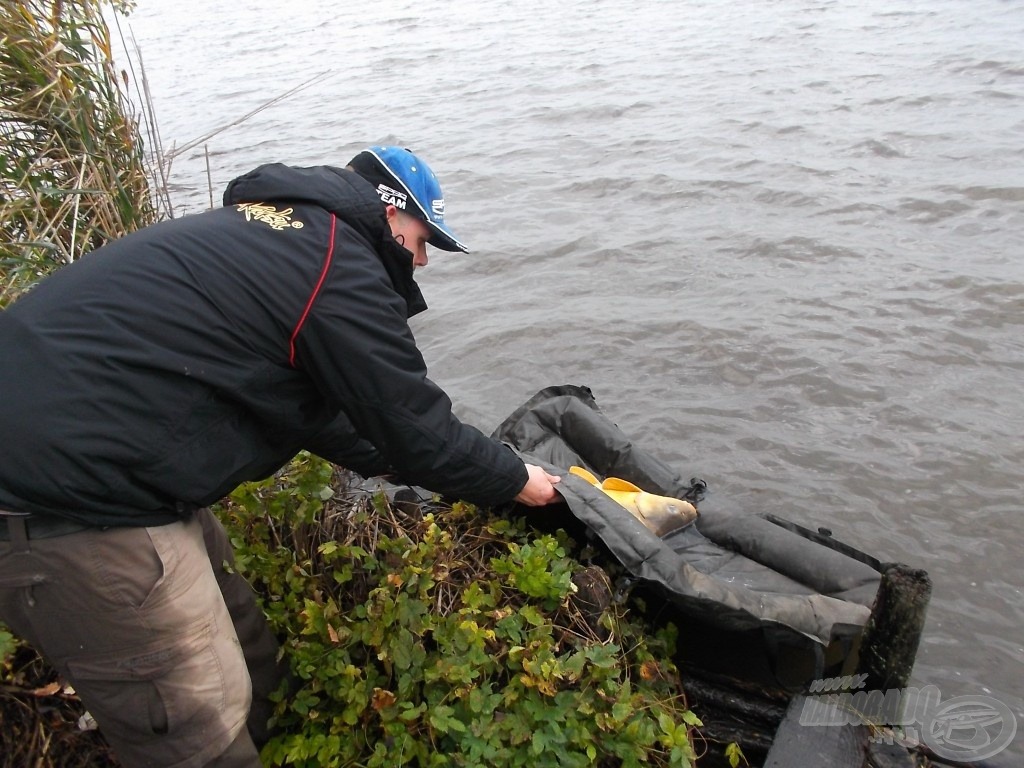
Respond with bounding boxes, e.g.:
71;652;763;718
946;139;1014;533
110;0;1024;762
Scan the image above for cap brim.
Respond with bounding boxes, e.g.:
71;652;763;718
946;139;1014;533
427;223;469;253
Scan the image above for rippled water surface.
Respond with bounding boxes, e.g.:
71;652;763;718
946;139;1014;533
113;0;1024;761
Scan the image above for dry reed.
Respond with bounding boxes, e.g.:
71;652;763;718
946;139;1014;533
0;0;157;307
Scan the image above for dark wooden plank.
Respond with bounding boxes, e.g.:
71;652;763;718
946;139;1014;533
763;694;869;768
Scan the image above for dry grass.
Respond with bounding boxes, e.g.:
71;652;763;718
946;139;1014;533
0;0;158;306
0;646;117;768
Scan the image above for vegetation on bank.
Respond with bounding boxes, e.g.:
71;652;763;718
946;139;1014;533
0;0;158;308
222;456;701;767
1;2;710;767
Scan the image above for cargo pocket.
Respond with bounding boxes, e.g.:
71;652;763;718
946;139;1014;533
64;647;175;739
83;525;168;612
63;619;250;765
0;544;53;589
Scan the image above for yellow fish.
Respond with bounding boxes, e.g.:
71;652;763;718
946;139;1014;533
569;466;698;537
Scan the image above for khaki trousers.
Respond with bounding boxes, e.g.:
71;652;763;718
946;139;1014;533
0;509;286;768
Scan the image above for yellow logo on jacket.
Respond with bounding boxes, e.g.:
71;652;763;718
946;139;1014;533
235;203;304;230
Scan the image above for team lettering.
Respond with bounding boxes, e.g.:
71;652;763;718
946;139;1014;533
377;184;407;210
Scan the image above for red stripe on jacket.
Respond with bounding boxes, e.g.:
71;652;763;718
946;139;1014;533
289;213;336;367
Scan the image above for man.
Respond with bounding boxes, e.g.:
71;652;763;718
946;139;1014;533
0;146;561;767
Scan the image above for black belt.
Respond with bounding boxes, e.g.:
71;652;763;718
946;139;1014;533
0;511;93;541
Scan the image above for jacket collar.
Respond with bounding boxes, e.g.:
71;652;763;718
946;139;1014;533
223;164;428;318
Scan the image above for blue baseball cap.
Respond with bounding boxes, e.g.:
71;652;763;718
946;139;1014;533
348;146;468;253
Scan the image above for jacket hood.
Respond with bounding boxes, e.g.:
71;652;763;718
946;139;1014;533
223;164;427;316
223;164;382;240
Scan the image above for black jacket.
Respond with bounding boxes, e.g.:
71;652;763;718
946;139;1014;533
0;164;527;526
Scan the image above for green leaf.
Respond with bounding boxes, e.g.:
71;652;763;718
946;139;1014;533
725;742;746;768
682;710;703;727
612;699;634;722
429;704;467;734
0;624;19;663
319;540;338;556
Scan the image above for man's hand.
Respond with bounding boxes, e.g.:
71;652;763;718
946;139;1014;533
514;463;562;506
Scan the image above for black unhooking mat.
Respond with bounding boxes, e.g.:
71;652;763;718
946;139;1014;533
490;385;884;688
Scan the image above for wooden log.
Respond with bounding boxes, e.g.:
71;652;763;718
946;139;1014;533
683;671;787;726
856;564;932;694
680;670;786;766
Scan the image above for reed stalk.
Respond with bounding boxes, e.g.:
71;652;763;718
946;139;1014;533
0;0;155;307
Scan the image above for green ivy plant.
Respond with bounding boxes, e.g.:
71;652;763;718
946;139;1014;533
215;453;701;767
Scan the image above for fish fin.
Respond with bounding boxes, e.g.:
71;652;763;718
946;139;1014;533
569;466;600;485
601;476;644;493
